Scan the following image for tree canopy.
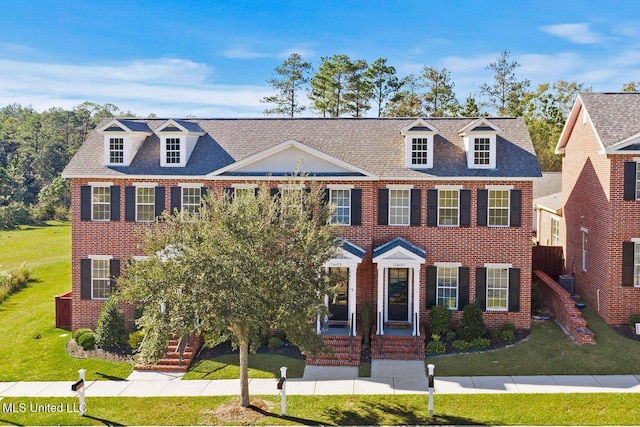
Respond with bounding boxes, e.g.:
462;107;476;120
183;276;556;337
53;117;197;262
117;182;342;407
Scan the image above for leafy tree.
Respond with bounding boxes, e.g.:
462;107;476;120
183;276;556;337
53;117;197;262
95;296;127;349
117;182;341;407
480;50;530;116
343;59;372;117
261;53;312;117
385;74;424;117
309;55;353;117
365;58;401;117
457;95;483;117
421;66;459;117
622;81;640;92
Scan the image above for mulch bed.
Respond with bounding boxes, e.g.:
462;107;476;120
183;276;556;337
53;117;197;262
611;324;640;342
197;340;305;360
66;338;134;363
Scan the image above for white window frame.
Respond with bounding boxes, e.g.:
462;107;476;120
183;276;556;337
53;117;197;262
388;187;411;226
435;263;460;310
438;189;459;226
407;136;434;168
278;184;305;217
108;137;125;165
551;217;560;246
91;185;111;222
136;185;156;223
635;161;640;200
89;255;112;300
181;186;201;217
330;188;351;225
164;137;181;165
464;134;497;169
581;227;588;272
488;188;510;227
485;264;510;311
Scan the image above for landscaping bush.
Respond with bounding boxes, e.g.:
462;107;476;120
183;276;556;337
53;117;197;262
0;264;31;303
470;337;491;349
452;339;472;350
500;323;516;342
72;328;92;342
128;330;145;351
77;331;96;350
268;337;282;350
531;282;545;311
629;314;640;331
458;302;486;341
361;300;371;346
428;305;453;335
488;329;500;340
445;330;456;341
426;334;446;354
95;297;127;349
0;202;33;230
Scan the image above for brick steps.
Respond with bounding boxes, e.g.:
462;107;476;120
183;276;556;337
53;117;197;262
371;330;425;360
134;334;203;372
306;334;361;367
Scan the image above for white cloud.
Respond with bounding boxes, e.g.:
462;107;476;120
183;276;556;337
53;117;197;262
540;23;602;44
222;46;271;59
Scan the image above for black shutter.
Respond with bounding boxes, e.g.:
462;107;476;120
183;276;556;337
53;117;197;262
624;162;637;201
510;190;522;227
170;186;182;213
80;258;92;300
110;186;120;221
270;188;280;198
427;189;438;227
154;187;165;217
508;268;521;312
109;259;120;293
475;267;487;310
125;186;135;221
460;190;471;226
410;189;421;226
623;241;635;286
477;189;488;226
458;267;470;309
378;189;389;225
426;267;437;308
80;186;91;221
201;186;210;205
224;187;235;200
351;189;362;226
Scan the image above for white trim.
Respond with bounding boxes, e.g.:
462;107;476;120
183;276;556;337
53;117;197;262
457;118;503;135
88;254;114;260
484;184;514;190
178;182;204;188
483;262;512;269
581;226;589;233
88;181;113;186
386;184;414;189
400;118;439;134
278;183;305;189
133;182;158;187
328;187;352;226
326;184;355;189
434;262;463;267
132;255;149;261
231;183;258;189
435;184;463;190
631;237;640;243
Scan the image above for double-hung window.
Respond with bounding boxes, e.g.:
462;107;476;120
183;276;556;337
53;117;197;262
136;187;156;222
109;138;124;164
551;217;560;245
437;266;458;309
181;187;201;217
281;187;304;217
486;267;508;311
438;190;459;226
488;189;510;227
92;258;111;300
634;243;640;287
582;228;588;272
411;138;430;166
474;137;491;166
330;189;351;225
165;138;181;165
389;189;410;226
92;186;111;221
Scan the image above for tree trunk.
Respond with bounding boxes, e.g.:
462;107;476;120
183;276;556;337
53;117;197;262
239;335;250;407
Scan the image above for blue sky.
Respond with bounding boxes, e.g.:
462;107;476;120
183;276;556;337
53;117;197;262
2;0;640;117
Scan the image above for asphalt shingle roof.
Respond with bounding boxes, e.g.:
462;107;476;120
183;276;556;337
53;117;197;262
579;92;640;148
62;117;541;179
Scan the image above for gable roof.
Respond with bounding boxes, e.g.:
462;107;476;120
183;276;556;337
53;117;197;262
557;92;640;154
62;117;541;180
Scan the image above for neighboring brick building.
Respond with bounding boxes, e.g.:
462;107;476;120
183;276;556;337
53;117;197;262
62;116;541;362
556;92;640;325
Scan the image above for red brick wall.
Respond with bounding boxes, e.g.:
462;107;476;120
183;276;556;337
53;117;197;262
562;106;640;324
70;177;533;331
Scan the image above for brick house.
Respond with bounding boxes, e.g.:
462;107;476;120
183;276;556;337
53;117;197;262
556;92;640;325
62;116;541;362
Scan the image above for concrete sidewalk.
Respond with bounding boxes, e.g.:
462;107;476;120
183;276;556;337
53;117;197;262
2;373;640;397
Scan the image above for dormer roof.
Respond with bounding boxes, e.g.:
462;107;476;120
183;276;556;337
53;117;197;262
156;119;205;135
99;119;152;134
401;118;439;134
458;118;502;135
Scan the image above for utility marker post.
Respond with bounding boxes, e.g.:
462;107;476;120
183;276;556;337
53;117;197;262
427;364;435;417
71;369;86;416
277;366;288;415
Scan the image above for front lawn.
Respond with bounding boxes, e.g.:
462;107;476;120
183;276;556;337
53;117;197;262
0;222;132;381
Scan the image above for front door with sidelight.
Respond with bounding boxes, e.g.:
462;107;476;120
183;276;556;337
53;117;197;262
328;267;348;321
387;268;409;321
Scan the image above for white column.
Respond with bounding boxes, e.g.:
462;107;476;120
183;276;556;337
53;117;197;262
323;294;329;324
349;266;357;335
376;264;385;335
412;265;421;336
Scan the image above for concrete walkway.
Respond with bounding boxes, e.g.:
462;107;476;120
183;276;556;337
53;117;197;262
2;370;640;397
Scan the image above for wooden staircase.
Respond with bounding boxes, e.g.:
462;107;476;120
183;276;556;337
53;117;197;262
371;326;425;360
305;334;361;367
134;334;203;372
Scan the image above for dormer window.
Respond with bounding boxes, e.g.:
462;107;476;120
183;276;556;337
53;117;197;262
109;138;124;164
401;119;438;169
459;119;502;170
156;120;204;168
100;119;152;167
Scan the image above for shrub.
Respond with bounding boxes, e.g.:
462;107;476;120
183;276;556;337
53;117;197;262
531;282;545;311
488;329;500;340
458;302;486;341
426;334;446;354
470;337;491;349
361;300;371;346
500;323;516;341
95;297;127;349
629;314;640;328
128;330;145;351
73;328;92;341
77;331;96;350
268;337;282;350
0;202;33;230
452;340;472;350
0;264;31;304
54;206;69;221
445;331;456;341
428;305;453;335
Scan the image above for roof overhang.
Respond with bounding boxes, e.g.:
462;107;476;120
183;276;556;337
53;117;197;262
556;94;606;155
372;237;425;266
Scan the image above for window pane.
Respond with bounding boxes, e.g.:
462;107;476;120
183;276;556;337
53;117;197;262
436;266;458;309
438;190;459;226
92;186;110;221
488;190;509;226
92;259;110;299
486;267;508;310
137;187;155;222
109;138;124;164
411;137;429;165
635;243;640;287
389;189;410;225
474;137;490;165
182;187;201;216
330;189;351;225
165;138;181;164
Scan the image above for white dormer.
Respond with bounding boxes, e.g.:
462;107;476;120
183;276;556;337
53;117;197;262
100;119;152;167
401;119;439;169
155;119;205;167
458;118;502;170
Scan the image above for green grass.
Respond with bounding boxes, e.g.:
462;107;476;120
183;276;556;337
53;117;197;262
1;394;639;425
184;354;305;379
429;307;640;376
0;222;133;381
